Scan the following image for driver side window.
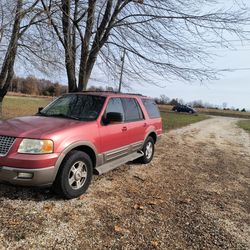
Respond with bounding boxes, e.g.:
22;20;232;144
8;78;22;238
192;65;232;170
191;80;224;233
105;98;124;123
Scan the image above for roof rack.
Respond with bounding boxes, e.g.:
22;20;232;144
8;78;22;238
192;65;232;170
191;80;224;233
83;90;117;94
122;92;145;97
82;90;146;97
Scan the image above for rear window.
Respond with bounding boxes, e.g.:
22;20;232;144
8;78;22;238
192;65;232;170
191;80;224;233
142;99;161;118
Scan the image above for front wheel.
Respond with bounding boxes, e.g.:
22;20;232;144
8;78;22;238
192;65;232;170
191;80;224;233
139;137;155;164
53;150;93;199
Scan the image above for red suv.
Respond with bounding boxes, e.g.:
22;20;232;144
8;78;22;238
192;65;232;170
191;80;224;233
0;92;162;198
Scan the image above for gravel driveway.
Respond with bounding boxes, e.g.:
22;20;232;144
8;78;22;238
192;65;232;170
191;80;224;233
0;116;249;249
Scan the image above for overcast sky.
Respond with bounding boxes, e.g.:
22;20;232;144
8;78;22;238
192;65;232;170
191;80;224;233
87;38;250;110
131;45;250;110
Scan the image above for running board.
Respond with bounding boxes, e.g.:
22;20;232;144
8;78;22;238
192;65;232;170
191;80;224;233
96;151;144;175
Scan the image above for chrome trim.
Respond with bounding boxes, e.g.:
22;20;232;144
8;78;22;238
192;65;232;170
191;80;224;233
103;141;144;163
0;137;16;157
96;151;144;175
105;146;130;162
131;141;143;151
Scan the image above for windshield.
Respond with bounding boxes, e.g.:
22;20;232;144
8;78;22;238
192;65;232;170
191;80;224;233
40;94;106;121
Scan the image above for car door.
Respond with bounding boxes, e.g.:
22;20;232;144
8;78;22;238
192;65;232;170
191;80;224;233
121;97;146;151
99;97;130;162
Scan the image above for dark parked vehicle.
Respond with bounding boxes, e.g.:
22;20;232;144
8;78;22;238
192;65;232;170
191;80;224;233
172;104;196;114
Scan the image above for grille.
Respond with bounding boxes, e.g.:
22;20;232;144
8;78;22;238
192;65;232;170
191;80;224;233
0;136;16;156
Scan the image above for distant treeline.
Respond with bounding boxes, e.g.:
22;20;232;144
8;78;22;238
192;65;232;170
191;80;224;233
8;77;247;112
9;76;118;97
154;94;247;112
154;94;210;108
10;76;68;96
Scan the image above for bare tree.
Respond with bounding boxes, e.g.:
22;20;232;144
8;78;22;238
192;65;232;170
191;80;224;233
0;0;63;117
160;94;170;105
222;102;228;109
0;0;24;116
1;0;249;112
38;0;249;92
0;0;46;117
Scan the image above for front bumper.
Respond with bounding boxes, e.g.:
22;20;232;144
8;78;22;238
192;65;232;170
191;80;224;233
0;166;56;187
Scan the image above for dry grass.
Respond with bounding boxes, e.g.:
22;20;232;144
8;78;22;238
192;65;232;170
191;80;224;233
197;108;250;119
2;96;52;120
160;109;208;131
238;120;250;133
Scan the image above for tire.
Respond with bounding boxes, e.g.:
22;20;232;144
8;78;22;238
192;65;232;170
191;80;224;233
53;150;93;199
139;137;155;164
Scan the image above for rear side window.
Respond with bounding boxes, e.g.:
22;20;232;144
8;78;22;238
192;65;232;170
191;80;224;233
121;98;144;122
142;99;161;118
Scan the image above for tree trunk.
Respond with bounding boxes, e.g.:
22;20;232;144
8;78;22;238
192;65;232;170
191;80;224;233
61;0;77;92
78;0;96;91
65;55;77;92
78;0;118;91
81;68;93;91
0;0;23;118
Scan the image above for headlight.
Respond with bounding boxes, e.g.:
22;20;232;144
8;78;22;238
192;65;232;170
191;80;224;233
18;139;54;154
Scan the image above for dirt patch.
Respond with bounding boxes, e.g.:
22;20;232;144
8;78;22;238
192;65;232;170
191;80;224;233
0;117;249;249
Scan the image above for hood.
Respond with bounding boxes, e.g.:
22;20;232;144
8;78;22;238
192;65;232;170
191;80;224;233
0;116;89;138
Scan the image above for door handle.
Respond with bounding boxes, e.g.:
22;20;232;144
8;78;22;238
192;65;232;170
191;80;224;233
122;126;127;132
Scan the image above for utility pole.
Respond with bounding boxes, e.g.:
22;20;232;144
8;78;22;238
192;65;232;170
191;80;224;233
118;48;126;93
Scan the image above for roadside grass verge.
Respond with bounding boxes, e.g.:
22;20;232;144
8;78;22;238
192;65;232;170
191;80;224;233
2;96;52;119
237;120;250;133
197;108;250;119
159;105;250;119
160;109;209;131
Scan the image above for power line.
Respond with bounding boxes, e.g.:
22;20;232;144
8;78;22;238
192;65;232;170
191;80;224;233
222;38;250;42
220;67;250;71
205;38;250;44
210;48;250;51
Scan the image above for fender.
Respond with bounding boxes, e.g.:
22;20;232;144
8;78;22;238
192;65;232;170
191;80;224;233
144;129;158;143
51;141;98;180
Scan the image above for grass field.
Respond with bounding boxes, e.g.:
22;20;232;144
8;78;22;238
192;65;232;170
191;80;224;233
160;109;208;131
2;95;52;119
1;95;209;131
237;120;250;133
197;108;250;119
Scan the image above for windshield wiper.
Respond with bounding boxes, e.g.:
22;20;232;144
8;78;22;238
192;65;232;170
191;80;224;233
44;113;80;120
37;111;47;116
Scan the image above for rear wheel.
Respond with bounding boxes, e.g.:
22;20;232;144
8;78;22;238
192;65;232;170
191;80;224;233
53;150;93;199
139;137;155;164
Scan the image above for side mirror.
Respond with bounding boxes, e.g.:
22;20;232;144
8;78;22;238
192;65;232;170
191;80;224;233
38;107;44;113
103;112;123;125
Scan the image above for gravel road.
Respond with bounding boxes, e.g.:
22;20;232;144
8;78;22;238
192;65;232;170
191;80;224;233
0;116;249;249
